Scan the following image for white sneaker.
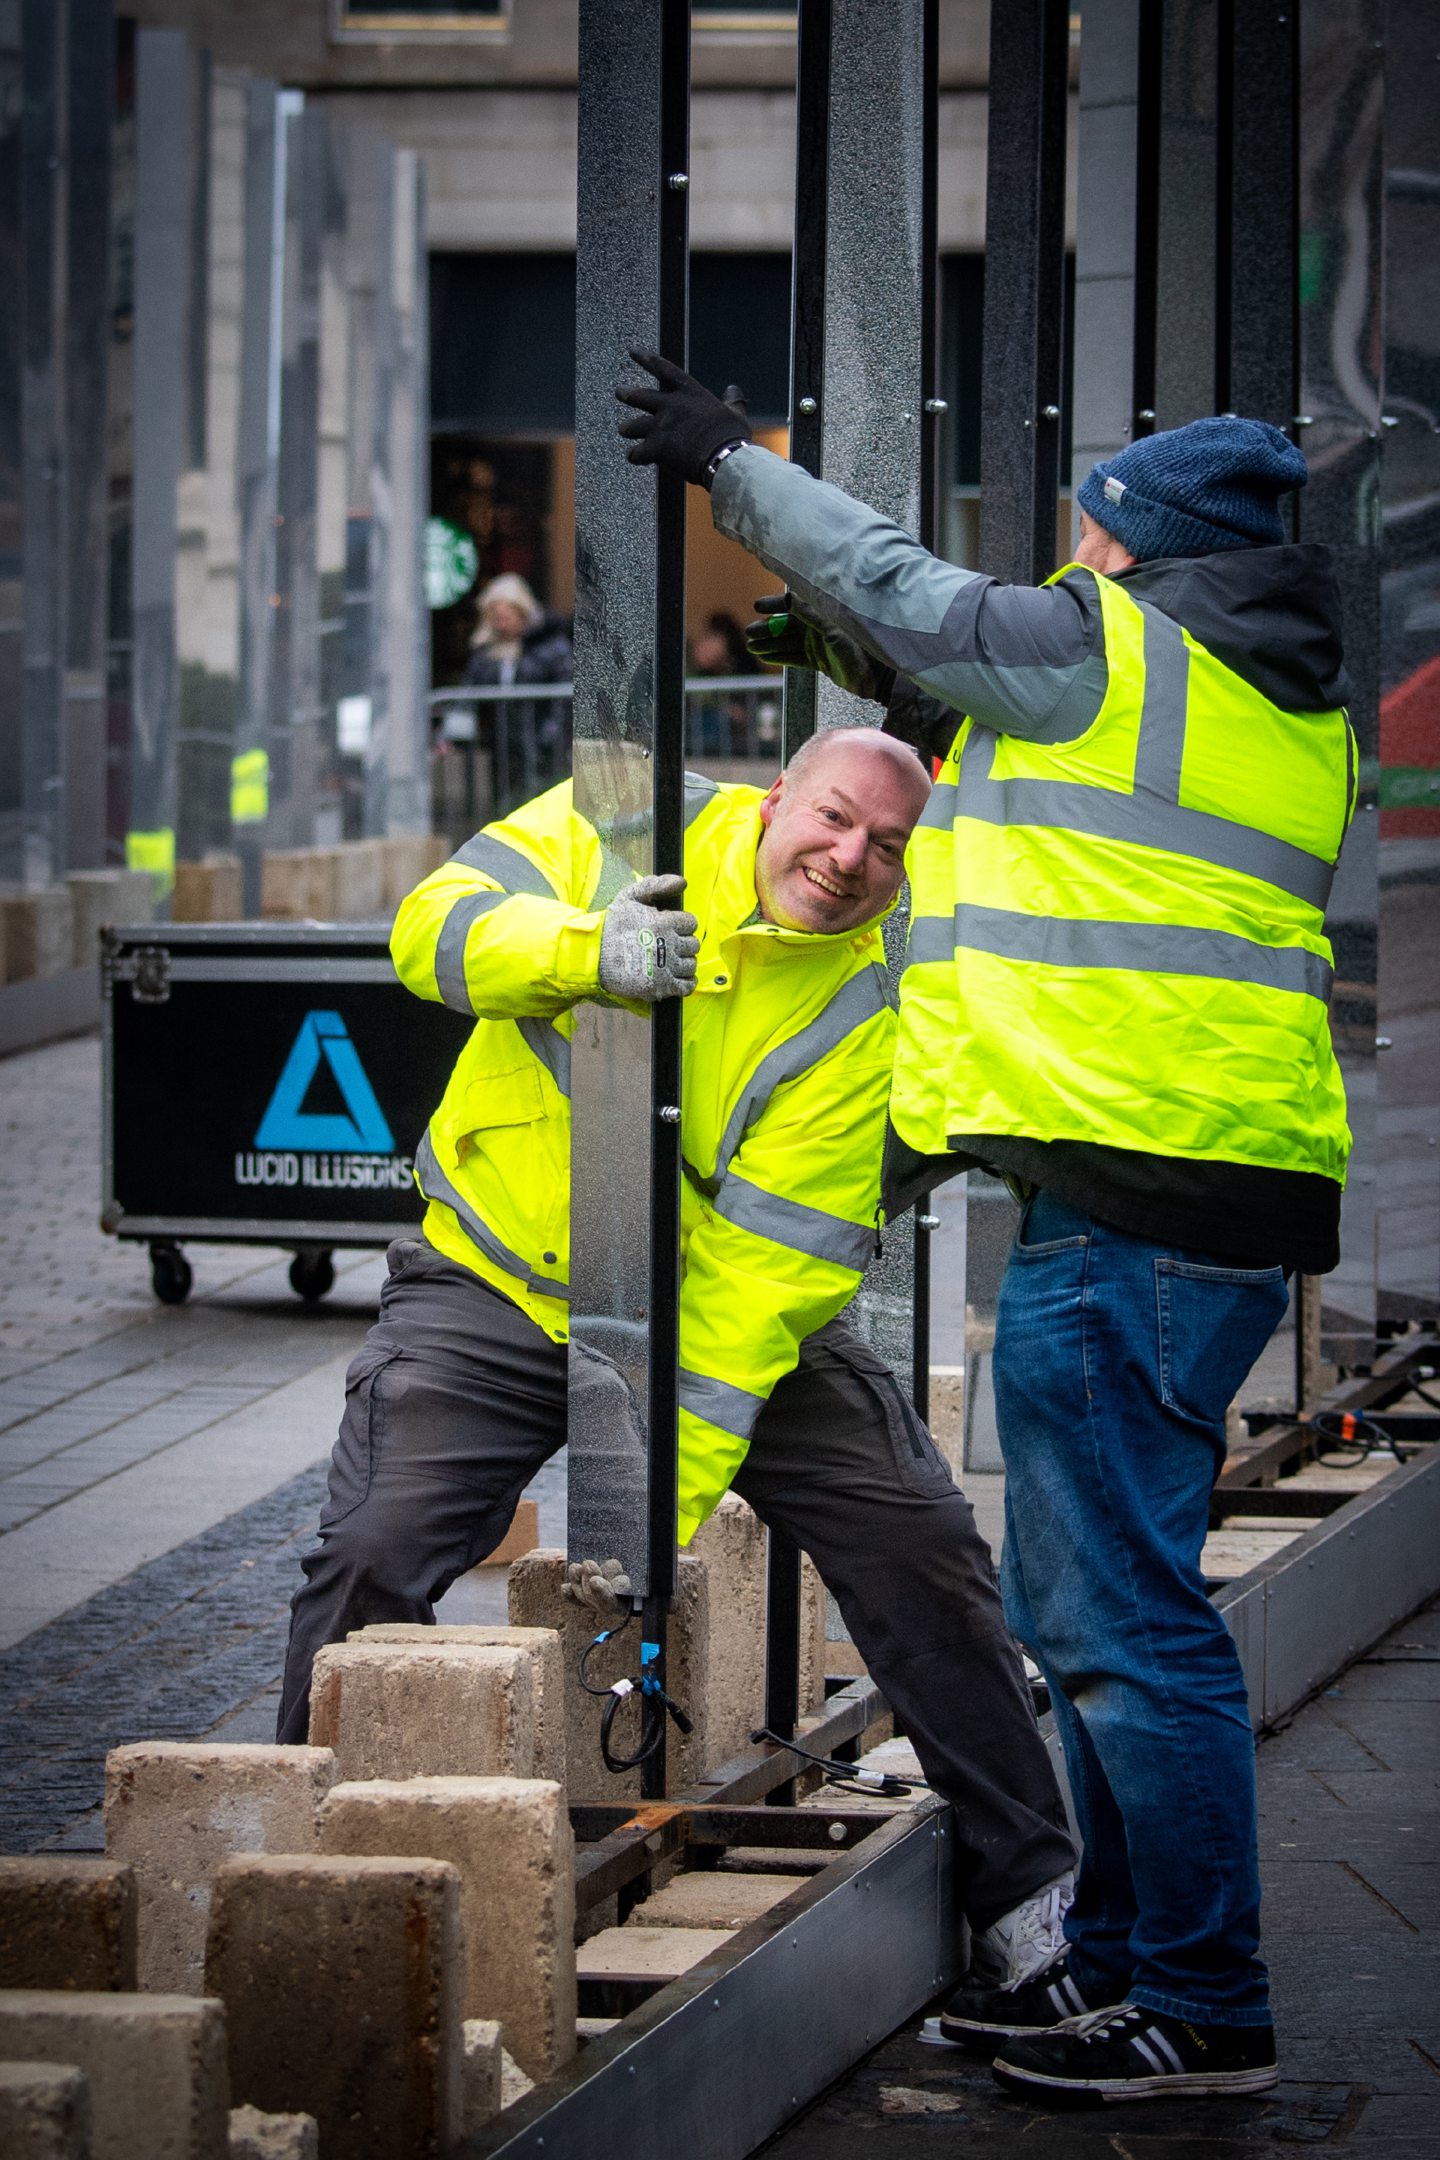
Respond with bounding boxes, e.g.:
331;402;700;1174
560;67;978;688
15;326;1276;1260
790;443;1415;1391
970;1871;1074;1990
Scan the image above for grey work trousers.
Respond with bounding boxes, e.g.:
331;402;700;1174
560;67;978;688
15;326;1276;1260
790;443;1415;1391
278;1239;1072;1922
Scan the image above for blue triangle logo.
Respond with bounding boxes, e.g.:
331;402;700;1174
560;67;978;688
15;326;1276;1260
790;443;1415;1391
255;1010;394;1153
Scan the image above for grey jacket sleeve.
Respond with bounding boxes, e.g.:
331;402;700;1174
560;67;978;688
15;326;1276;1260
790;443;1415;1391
710;443;1109;742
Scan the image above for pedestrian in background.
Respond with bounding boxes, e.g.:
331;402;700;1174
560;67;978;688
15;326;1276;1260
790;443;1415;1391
464;573;574;805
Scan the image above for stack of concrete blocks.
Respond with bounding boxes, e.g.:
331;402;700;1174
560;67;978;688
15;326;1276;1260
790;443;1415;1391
65;871;156;969
0;1990;229;2160
205;1854;463;2159
0;888;75;986
259;835;449;924
317;1775;576;2084
0;2059;90;2160
172;856;244;924
104;1745;339;1996
345;1624;565;1786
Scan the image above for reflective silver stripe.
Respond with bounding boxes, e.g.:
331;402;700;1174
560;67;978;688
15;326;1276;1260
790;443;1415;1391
677;1366;767;1441
451;832;557;897
713;1172;874;1271
1132;606;1189;802
516;1016;571;1097
414;1131;570;1299
698;963;893;1195
917;778;957;830
951;902;1333;999
952;725;1334;909
906;916;954;969
434;888;506;1011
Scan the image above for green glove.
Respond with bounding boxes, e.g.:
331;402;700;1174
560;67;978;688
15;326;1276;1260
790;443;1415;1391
744;592;896;705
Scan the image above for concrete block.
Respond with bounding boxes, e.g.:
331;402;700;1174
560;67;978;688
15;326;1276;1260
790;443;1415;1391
308;1641;536;1784
318;1776;575;2082
351;1623;564;1784
0;1992;229;2160
380;834;450;911
509;1550;708;1800
228;2104;317;2160
205;1854;462;2160
331;840;388;921
105;1744;338;1995
172;857;243;924
0;1857;138;1991
800;1554;829;1716
636;1870;808;1930
460;2020;500;2134
0;888;75;983
66;870;155;966
260;850;339;923
0;2061;90;2160
688;1496;766;1766
574;1927;734;1983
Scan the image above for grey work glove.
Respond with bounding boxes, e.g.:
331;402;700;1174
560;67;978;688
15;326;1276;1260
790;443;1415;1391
561;1557;634;1617
598;874;699;1002
744;591;897;706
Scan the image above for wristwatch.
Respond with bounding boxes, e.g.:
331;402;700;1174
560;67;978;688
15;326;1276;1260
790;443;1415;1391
702;439;748;488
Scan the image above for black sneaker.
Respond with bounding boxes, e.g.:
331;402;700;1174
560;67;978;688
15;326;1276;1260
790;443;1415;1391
937;1953;1122;2053
992;2000;1279;2105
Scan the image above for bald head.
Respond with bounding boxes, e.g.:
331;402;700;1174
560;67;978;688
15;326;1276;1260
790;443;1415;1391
754;725;931;934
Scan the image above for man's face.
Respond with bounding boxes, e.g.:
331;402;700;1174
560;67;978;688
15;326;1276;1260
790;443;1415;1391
754;734;929;935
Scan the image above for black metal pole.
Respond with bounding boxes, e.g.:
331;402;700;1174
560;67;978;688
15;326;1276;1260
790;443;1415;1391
639;0;690;1799
781;0;831;762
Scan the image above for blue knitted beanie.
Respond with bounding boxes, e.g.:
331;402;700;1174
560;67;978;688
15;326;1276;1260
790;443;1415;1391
1077;416;1308;561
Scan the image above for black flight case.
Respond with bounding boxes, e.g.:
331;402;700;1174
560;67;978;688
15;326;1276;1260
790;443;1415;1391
102;924;472;1304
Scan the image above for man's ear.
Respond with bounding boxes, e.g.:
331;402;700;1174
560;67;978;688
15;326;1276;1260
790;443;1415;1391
758;776;784;829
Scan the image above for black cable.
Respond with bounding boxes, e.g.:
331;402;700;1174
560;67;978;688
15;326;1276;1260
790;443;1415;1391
1307;1408;1413;1468
575;1608;693;1775
750;1725;930;1798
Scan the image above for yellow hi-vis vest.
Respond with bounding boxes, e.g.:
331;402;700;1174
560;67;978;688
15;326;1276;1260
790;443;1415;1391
893;564;1355;1181
391;776;896;1543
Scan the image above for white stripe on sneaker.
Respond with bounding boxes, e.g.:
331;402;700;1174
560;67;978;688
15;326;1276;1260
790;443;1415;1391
1147;2025;1188;2074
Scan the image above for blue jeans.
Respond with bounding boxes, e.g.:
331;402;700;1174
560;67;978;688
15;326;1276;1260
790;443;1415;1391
993;1188;1289;2027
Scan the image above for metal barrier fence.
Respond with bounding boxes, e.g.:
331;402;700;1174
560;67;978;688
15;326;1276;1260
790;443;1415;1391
428;676;784;831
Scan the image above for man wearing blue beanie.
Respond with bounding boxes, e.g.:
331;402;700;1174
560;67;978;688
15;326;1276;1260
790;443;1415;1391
618;367;1354;2107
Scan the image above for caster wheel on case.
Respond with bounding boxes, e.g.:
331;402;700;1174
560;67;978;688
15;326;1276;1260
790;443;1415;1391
150;1243;193;1305
289;1248;335;1303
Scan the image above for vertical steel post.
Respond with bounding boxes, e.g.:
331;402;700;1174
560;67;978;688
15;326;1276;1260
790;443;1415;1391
128;27;192;912
268;100;324;850
384;148;430;838
1069;0;1141;526
1217;1;1297;430
817;0;932;1408
1377;16;1440;1341
14;0;66;888
232;78;280;913
569;0;689;1797
0;12;20;875
1297;0;1384;1371
780;0;831;763
979;0;1069;587
63;0;114;873
1151;0;1219;430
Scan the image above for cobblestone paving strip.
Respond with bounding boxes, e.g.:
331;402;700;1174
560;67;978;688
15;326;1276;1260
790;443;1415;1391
0;1463;329;1853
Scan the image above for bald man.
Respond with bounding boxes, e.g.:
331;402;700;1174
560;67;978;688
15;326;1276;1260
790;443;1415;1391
278;732;1073;1971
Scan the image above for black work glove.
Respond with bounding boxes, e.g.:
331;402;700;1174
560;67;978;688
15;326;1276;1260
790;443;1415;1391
744;592;897;706
616;350;752;486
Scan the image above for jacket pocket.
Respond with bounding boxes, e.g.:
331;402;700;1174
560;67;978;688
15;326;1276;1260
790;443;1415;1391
1154;1259;1289;1427
463;1061;547;1130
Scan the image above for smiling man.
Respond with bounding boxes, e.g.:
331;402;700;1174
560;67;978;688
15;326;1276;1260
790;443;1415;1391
277;733;1075;1975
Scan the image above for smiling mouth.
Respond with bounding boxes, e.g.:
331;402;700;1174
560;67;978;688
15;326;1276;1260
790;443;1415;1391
802;866;852;900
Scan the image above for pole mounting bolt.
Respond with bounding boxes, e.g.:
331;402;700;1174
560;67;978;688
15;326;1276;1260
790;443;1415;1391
666;172;689;190
1137;407;1156;422
1040;404;1061;420
1294;414;1314;427
798;396;818;415
917;1213;941;1231
657;1103;682;1123
924;398;949;414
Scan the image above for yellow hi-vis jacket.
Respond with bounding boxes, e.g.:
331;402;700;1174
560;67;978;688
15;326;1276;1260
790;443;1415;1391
897;566;1354;1177
391;774;896;1542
